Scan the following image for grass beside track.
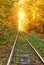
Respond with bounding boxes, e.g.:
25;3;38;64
0;31;17;65
26;33;44;60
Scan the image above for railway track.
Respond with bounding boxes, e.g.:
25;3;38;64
6;32;44;65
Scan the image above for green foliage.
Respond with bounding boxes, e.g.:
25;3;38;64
0;0;17;42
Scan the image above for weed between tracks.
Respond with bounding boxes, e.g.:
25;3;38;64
12;35;43;65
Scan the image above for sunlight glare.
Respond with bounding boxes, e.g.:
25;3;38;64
18;8;24;31
19;0;24;4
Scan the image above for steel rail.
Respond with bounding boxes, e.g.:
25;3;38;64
21;33;44;64
6;33;18;65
